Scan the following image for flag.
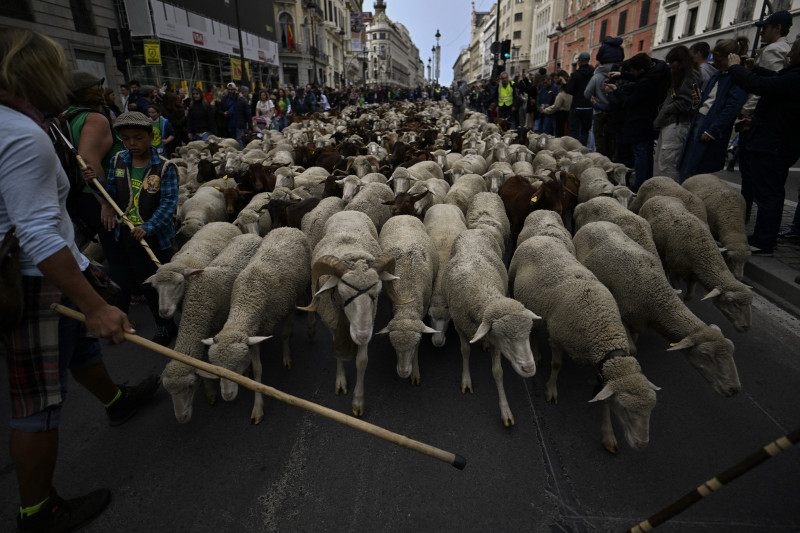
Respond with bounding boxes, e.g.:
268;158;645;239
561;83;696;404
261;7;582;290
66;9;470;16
287;24;295;51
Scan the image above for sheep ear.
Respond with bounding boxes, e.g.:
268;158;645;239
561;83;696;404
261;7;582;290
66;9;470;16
421;325;439;334
183;268;204;277
143;275;154;285
382;200;395;206
315;276;340;296
247;336;272;345
667;337;694;351
195;369;218;380
701;287;723;301
200;338;215;346
470;321;491;343
648;381;661;391
589;384;615;403
718;247;728;254
376;326;390;335
379;272;399;281
446;149;451;154
523;309;542;321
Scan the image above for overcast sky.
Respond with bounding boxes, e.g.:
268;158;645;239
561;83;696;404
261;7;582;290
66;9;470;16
382;0;489;86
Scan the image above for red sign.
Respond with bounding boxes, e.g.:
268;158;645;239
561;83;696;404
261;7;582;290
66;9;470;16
258;50;266;61
193;32;204;45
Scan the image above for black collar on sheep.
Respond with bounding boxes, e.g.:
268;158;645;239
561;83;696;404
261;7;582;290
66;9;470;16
596;349;628;383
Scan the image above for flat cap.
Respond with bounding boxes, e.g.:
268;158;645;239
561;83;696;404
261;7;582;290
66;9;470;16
113;111;153;130
578;52;591;61
68;70;104;93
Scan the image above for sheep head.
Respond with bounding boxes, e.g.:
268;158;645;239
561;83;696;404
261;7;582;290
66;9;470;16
470;298;539;379
666;324;739;397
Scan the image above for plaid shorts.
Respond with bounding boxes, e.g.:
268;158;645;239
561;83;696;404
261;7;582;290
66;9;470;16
1;276;102;430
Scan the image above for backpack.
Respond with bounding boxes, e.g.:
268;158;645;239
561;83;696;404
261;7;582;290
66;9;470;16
44;108;115;217
452;90;464;107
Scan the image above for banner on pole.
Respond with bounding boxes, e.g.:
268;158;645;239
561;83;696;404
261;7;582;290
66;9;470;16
144;39;161;65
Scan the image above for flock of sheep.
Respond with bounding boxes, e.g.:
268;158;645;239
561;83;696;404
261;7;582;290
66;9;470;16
118;100;753;454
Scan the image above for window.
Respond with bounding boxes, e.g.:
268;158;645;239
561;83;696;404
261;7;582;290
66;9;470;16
553;41;559;59
639;0;650;27
736;0;755;23
618;10;627;34
638;40;644;51
710;0;725;30
599;19;608;42
70;0;95;34
513;30;522;40
0;0;34;21
279;13;295;50
514;13;523;22
665;15;675;42
686;7;698;35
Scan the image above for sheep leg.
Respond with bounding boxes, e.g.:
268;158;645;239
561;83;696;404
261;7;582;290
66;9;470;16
335;359;348;395
545;343;563;405
411;345;421;386
600;401;619;454
250;345;264;425
202;377;218;405
457;330;473;394
281;318;293;370
491;348;514;427
352;345;368;417
530;329;542;366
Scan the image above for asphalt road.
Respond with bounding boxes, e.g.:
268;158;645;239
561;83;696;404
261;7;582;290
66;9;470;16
1;285;798;532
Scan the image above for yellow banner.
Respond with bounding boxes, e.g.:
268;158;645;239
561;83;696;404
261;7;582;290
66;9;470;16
231;58;251;81
144;39;161;65
181;80;188;90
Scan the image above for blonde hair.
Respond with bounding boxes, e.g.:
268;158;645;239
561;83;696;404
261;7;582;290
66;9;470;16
0;28;69;112
713;36;750;57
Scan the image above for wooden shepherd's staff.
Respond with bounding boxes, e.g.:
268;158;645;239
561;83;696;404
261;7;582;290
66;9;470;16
51;125;162;267
627;427;800;532
52;304;467;470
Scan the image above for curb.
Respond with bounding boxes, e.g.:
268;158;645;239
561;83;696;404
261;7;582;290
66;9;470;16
743;257;800;318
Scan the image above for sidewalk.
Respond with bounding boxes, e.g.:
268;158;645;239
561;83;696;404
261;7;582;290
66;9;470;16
742;197;800;316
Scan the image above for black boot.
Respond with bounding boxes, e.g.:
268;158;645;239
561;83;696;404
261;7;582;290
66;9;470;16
17;488;111;533
106;374;161;426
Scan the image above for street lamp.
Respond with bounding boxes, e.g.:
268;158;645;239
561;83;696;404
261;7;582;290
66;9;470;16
427;57;431;84
304;0;320;86
434;29;441;86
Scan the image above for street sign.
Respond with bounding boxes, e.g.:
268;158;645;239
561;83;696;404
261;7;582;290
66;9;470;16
144;39;161;65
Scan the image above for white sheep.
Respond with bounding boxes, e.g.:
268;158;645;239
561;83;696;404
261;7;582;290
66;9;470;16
509;235;658;453
532;152;558;173
343;182;394;232
377;216;439;383
443;228;539;426
301;196;345;252
574;221;741;398
233;192;272;236
444;173;488;215
406;178;451;216
517;210;576;255
466;192;511;257
577;167;636;208
682;174;751;280
161;234;262;423
298;211;404;416
202;228;311;424
445;154;488;181
176;186;228;244
638;196;752;332
145;222;241;319
629;176;709;226
423;204;468;348
573;196;659;259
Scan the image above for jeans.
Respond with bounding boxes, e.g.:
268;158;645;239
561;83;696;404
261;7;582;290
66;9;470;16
745;149;796;252
567;108;593;147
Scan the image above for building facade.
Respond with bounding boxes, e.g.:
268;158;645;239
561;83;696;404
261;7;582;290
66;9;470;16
547;0;658;74
362;1;423;88
651;0;798;60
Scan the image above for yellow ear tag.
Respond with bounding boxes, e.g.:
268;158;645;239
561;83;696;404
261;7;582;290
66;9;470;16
223;174;229;180
325;288;334;295
531;195;538;203
669;342;677;347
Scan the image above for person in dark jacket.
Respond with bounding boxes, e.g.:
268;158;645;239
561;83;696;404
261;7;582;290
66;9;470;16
677;38;750;182
564;52;595;146
186;87;217;141
729;37;800;255
606;53;671;190
217;82;251;141
585;37;624;158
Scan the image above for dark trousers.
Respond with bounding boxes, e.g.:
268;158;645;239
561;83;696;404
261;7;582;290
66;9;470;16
104;226;173;325
632;139;655;192
498;105;513;123
745;149;795;252
738;132;753;215
568;108;593;147
593;111;615;159
555;111;569;138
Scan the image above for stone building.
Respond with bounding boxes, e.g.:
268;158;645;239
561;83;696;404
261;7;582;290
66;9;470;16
362;0;423;88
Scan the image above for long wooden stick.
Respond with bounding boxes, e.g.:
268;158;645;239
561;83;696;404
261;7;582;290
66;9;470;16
52;304;466;470
627;427;800;532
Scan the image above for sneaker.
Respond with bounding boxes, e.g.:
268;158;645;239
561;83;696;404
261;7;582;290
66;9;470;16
750;248;774;257
778;228;800;240
17;488;110;533
151;320;178;346
106;374;160;426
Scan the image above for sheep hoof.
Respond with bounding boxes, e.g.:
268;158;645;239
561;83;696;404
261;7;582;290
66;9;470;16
207;395;217;406
603;440;619;454
335;385;348;395
250;414;264;425
546;393;558;405
351;404;364;417
460;385;473;394
283;360;292;370
502;416;515;427
410;374;420;386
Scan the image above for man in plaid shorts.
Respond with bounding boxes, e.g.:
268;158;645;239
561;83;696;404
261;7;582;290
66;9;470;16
1;29;159;532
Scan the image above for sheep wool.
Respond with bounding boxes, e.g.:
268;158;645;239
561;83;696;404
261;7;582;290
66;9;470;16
466;192;511;257
517;210;576;254
573;196;659;259
629;176;709;226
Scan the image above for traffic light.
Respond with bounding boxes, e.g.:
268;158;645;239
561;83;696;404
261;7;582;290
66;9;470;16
501;39;511;60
